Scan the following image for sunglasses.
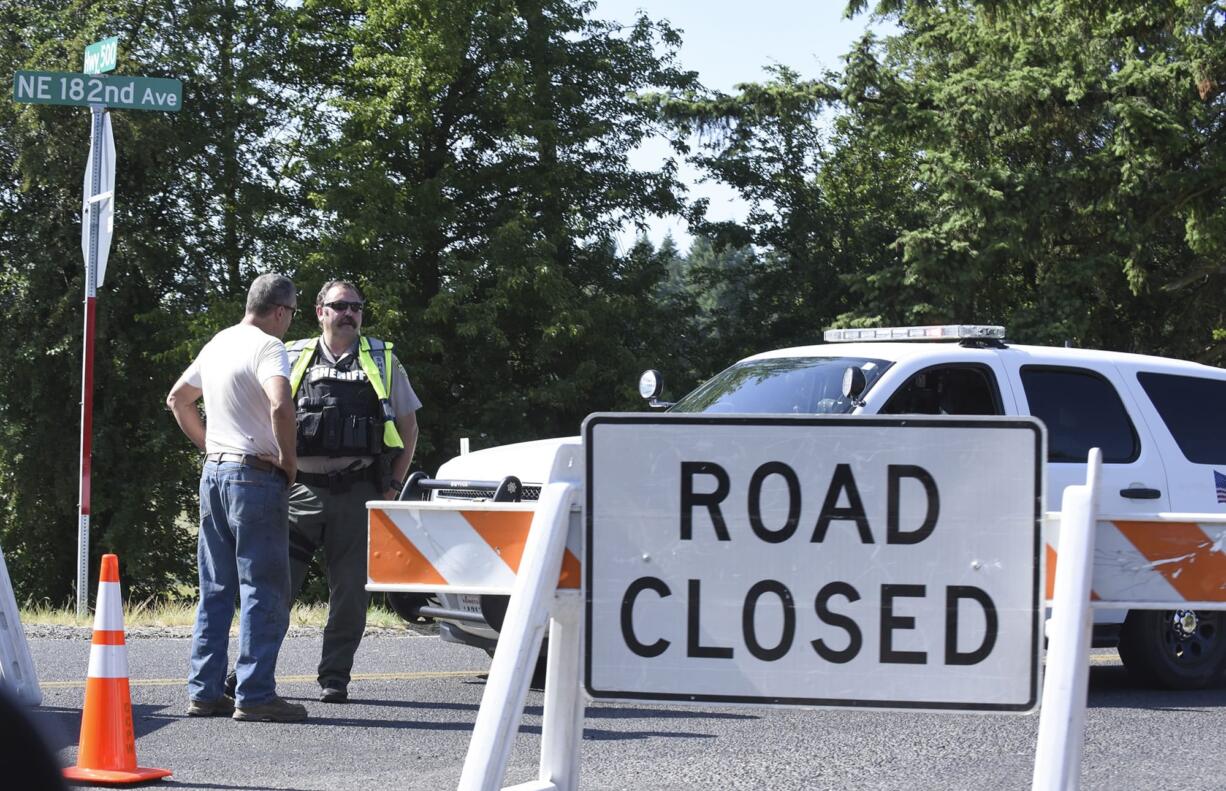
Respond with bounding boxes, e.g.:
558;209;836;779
276;303;298;318
323;300;365;313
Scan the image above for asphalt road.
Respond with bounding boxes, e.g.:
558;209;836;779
21;627;1226;791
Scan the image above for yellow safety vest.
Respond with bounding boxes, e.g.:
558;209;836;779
287;335;404;451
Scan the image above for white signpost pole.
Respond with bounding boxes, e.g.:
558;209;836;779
75;105;113;617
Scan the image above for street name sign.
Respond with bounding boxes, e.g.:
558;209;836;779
83;37;118;75
13;71;181;112
584;414;1044;712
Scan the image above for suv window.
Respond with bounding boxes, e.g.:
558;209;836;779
1020;366;1139;463
1136;372;1226;464
670;356;891;415
880;364;1002;416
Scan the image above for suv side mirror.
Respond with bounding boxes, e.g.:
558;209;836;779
842;366;867;400
638;369;674;409
639;369;662;400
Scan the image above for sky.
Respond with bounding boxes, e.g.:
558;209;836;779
590;0;886;251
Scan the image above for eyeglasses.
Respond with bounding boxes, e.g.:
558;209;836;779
323;300;365;314
276;303;298;318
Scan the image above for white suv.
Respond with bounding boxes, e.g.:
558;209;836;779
395;325;1226;689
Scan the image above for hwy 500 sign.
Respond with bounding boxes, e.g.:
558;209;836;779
583;415;1043;712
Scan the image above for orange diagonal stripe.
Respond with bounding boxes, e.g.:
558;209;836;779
368;508;447;586
558;549;580;589
1113;521;1226;602
1046;544;1057;600
462;510;534;573
462;510;581;589
1045;542;1100;601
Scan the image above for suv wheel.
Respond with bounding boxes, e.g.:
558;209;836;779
479;595;547;686
386;592;433;624
1117;609;1226;690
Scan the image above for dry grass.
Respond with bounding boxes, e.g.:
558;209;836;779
20;599;411;630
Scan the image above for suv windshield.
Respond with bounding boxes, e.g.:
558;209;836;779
670;356;891;415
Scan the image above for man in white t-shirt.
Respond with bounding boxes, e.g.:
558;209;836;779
166;273;306;722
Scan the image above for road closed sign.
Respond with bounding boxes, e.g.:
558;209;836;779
583;415;1043;712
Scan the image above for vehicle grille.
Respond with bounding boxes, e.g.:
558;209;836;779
436;485;541;502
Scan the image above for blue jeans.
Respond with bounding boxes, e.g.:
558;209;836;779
188;461;290;706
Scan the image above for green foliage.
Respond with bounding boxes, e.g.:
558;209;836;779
656;2;1226;364
832;0;1226;356
0;0;702;602
298;0;699;465
0;0;307;603
3;0;1225;604
653;68;852;357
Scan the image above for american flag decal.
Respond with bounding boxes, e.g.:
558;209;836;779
1215;470;1226;504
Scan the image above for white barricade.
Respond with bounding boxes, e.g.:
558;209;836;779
1032;451;1226;791
368;441;584;791
1042;511;1226;612
0;542;42;706
369;431;1224;791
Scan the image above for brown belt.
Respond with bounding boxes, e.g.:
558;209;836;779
205;452;281;475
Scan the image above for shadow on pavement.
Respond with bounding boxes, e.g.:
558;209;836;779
1087;663;1226;710
37;702;186;742
104;783;283;791
582;727;717;741
344;696;757;723
584;705;758;722
27;705;81;752
342;696;478;713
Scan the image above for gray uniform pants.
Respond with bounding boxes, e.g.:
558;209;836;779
288;478;376;690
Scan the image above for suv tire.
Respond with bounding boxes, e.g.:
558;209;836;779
386;592;433;624
480;595;547;687
1117;609;1226;690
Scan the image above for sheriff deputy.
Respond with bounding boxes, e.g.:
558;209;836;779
285;279;421;703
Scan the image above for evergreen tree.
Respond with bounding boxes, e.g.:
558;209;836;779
0;0;308;601
839;1;1226;356
299;0;698;466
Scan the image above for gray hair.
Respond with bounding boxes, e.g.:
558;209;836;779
315;279;364;306
246;273;296;317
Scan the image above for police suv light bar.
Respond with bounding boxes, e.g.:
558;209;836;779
823;324;1006;343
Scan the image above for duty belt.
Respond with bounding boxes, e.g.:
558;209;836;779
295;464;376;493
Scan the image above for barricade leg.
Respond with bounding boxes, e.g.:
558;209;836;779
459;481;577;791
501;592;584;791
1032;449;1101;791
535;590;584;790
0;543;40;706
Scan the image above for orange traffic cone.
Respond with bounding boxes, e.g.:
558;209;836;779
63;554;172;785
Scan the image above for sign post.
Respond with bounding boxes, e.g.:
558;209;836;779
12;41;183;616
584;414;1045;712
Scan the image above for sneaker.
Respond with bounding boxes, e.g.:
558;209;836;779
319;685;348;704
224;669;237;698
232;696;308;722
187;695;235;717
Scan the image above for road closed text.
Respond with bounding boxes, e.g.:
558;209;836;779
619;460;998;666
621;576;998;666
